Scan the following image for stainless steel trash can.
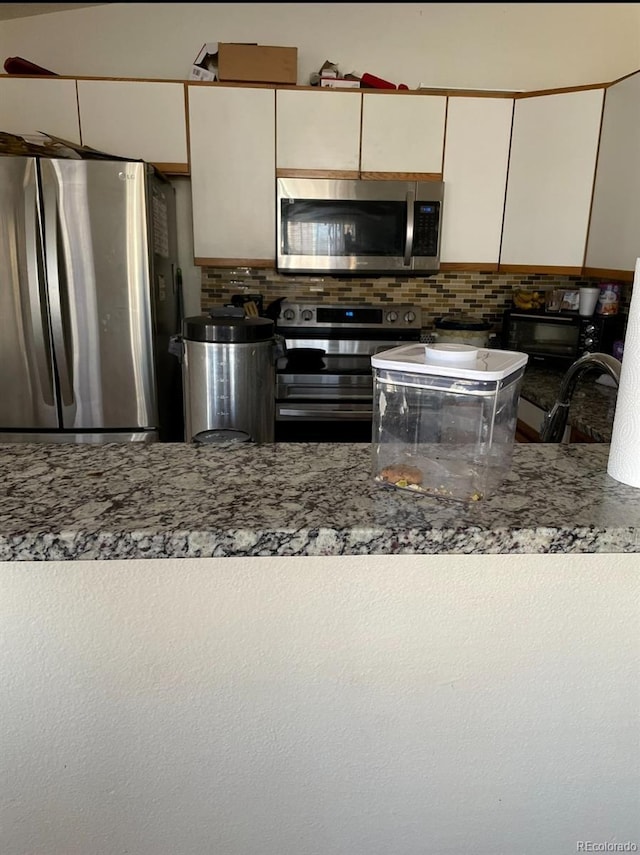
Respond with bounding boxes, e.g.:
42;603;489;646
182;308;276;443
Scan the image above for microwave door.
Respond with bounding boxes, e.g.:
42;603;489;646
277;193;408;273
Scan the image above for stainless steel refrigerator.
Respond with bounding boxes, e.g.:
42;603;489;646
0;156;183;442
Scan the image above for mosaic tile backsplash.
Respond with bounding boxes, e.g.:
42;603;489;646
201;268;630;333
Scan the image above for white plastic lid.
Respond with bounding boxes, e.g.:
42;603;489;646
425;343;479;365
371;342;528;380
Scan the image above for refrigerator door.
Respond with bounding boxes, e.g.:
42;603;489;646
39;159;157;432
0;156;59;431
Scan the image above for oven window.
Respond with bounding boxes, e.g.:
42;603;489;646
507;318;579;357
280;200;406;257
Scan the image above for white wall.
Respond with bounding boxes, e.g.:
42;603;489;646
171;176;202;317
1;3;640;91
1;553;639;855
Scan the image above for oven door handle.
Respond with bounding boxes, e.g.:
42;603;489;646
404;189;415;267
278;406;373;420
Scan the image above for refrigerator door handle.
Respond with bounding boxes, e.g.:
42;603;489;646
24;165;55;406
41;170;74;407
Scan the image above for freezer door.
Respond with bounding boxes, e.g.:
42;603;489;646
0;157;59;430
39;159;157;430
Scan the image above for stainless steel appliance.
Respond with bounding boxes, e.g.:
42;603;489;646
502;309;624;365
277;178;443;276
275;301;422;442
182;309;277;444
0;156;182;442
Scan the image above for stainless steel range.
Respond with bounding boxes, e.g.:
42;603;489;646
274;301;422;442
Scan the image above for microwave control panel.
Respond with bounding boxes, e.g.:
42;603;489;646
412;202;440;257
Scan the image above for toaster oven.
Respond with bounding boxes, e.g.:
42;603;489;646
502;310;623;364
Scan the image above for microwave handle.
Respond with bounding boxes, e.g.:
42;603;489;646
404;190;415;266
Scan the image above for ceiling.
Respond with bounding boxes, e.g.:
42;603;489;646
0;3;108;21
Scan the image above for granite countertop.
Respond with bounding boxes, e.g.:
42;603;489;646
1;441;640;561
520;363;619;441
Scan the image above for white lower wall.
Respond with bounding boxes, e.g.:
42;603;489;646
1;553;639;855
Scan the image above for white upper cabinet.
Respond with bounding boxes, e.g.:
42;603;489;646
585;72;640;276
0;77;81;143
360;93;446;175
276;89;362;173
500;88;604;270
440;96;513;266
188;85;276;264
77;80;188;170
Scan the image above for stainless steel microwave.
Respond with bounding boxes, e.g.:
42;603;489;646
276;177;444;275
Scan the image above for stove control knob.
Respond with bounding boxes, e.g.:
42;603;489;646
282;308;295;321
386;311;398;323
584;337;595;348
301;309;314;322
403;311;417;323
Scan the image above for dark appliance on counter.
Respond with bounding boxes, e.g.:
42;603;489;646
276;177;443;276
274;301;422;442
501;309;624;365
0;155;183;442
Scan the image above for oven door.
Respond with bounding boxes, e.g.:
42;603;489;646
275;401;373;442
276;370;373;442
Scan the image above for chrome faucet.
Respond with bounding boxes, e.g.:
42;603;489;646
539;352;622;443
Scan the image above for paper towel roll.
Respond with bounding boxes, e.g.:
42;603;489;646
607;258;640;486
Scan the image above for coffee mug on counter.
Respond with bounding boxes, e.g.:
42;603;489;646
579;286;600;317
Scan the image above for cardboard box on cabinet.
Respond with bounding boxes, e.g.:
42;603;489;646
189;43;219;82
218;43;298;85
189;42;298;85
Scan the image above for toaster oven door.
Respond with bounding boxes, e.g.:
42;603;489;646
503;312;580;361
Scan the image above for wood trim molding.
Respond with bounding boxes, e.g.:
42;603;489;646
152;162;189;175
498;264;583;276
582;267;634;282
515;419;541;443
276;168;360;179
439;262;500;272
195;257;275;268
360;171;443;181
5;69;640;99
514;82;609;99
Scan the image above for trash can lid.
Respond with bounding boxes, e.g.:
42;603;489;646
183;308;274;343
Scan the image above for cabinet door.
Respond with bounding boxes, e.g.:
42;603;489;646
440;96;513;268
276;89;361;175
188;85;275;265
584;71;640;279
77;80;188;172
500;88;604;272
360;92;446;176
0;77;80;143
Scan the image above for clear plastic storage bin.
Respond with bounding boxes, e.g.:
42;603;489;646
371;343;528;503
